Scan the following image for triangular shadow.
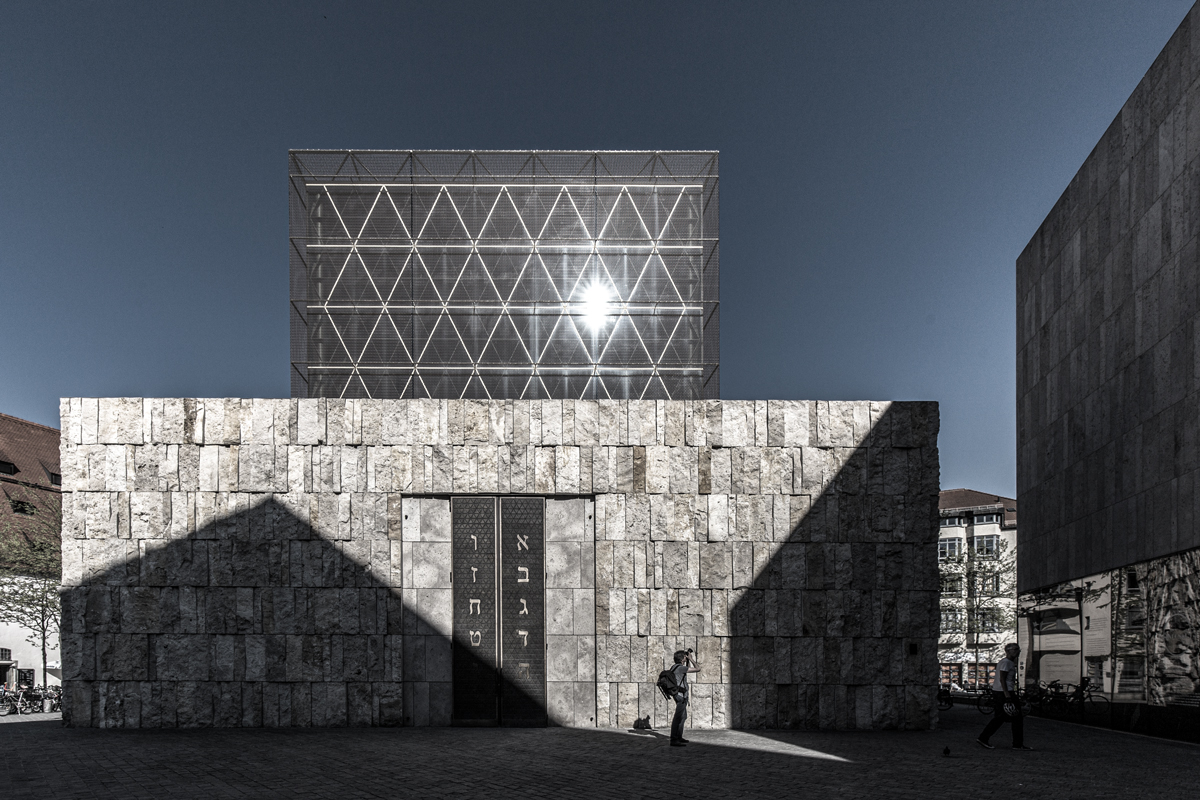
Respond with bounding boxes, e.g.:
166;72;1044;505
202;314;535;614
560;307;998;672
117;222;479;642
727;403;939;730
60;497;543;728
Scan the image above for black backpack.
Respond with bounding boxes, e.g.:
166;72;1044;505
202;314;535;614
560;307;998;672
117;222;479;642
656;667;680;700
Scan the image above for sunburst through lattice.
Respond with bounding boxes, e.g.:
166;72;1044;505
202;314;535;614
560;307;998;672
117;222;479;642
290;151;719;400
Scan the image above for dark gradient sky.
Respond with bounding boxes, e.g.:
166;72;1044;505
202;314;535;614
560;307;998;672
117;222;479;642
1;1;1193;497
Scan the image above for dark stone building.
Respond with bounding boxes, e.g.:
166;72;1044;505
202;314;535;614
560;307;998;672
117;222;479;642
1017;5;1200;738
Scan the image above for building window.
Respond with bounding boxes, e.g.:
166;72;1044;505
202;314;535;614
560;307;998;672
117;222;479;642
940;516;962;528
1117;658;1145;694
940;608;963;633
976;607;1004;634
49;472;61;486
973;534;1000;558
938;538;963;560
940;575;963;596
9;499;35;515
974;572;1002;596
1125;602;1145;631
975;513;999;524
940;663;962;687
965;663;996;691
0;648;10;661
0;460;16;475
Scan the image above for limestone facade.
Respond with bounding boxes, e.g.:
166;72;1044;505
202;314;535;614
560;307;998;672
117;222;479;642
58;398;940;729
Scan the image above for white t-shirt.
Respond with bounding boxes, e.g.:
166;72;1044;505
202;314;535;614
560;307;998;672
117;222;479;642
992;658;1017;692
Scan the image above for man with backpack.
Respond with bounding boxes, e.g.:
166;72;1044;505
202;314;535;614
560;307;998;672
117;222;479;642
666;649;700;747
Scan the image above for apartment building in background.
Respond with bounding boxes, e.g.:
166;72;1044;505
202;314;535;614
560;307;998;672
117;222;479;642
0;412;62;688
937;489;1018;690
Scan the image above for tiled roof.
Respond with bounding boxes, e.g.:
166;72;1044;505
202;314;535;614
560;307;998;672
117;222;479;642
939;488;1016;527
0;412;61;541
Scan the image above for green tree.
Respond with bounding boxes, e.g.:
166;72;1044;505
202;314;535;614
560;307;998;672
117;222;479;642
0;484;62;691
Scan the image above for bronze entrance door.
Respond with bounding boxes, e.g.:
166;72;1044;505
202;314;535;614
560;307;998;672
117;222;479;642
451;497;546;726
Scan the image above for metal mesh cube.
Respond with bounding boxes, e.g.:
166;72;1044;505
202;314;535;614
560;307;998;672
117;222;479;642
289;150;719;399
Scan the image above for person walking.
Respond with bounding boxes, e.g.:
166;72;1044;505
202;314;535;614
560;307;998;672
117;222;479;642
978;643;1033;750
670;649;700;747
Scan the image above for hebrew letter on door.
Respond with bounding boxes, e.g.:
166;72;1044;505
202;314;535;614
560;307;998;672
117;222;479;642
500;497;546;725
452;497;498;725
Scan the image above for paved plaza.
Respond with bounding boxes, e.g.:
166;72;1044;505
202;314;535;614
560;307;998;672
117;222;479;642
1;706;1195;799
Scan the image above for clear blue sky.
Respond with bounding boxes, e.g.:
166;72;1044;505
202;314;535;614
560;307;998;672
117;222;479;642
1;1;1194;497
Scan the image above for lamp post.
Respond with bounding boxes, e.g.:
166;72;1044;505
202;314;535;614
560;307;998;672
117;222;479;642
1074;585;1085;687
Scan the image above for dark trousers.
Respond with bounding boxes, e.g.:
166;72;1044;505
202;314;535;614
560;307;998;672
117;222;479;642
671;695;688;742
979;690;1024;747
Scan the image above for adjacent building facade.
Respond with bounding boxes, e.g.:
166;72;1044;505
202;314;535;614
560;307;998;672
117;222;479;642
289;150;720;401
937;489;1018;690
58;397;940;729
0;412;62;689
1017;5;1200;738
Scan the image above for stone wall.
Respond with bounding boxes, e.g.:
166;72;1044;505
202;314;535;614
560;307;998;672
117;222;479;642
1016;8;1200;591
544;497;598;726
59;398;939;729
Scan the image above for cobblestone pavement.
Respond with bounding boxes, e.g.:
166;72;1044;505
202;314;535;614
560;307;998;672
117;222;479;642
1;706;1195;799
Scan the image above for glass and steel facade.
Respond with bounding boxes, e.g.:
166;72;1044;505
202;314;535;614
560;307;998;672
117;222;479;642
289;150;719;400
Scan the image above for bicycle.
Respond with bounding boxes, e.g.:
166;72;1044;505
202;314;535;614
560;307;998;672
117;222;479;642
1069;678;1110;716
0;689;16;716
1040;679;1109;716
937;687;954;710
1040;680;1073;714
1022;683;1052;712
976;691;996;715
15;685;44;715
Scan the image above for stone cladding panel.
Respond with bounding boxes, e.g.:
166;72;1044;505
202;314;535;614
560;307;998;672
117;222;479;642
60;398;939;729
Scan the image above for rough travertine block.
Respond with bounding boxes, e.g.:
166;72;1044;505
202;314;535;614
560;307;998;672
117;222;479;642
597;401;619;445
98;398;144;445
710;448;732;494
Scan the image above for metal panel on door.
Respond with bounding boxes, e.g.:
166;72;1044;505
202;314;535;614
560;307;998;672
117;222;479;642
451;497;498;725
499;497;547;726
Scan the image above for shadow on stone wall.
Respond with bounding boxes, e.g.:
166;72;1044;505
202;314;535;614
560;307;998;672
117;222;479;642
60;498;538;728
727;402;939;730
61;399;939;731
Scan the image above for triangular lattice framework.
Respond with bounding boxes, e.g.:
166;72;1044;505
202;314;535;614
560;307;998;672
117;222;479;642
290;151;719;400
